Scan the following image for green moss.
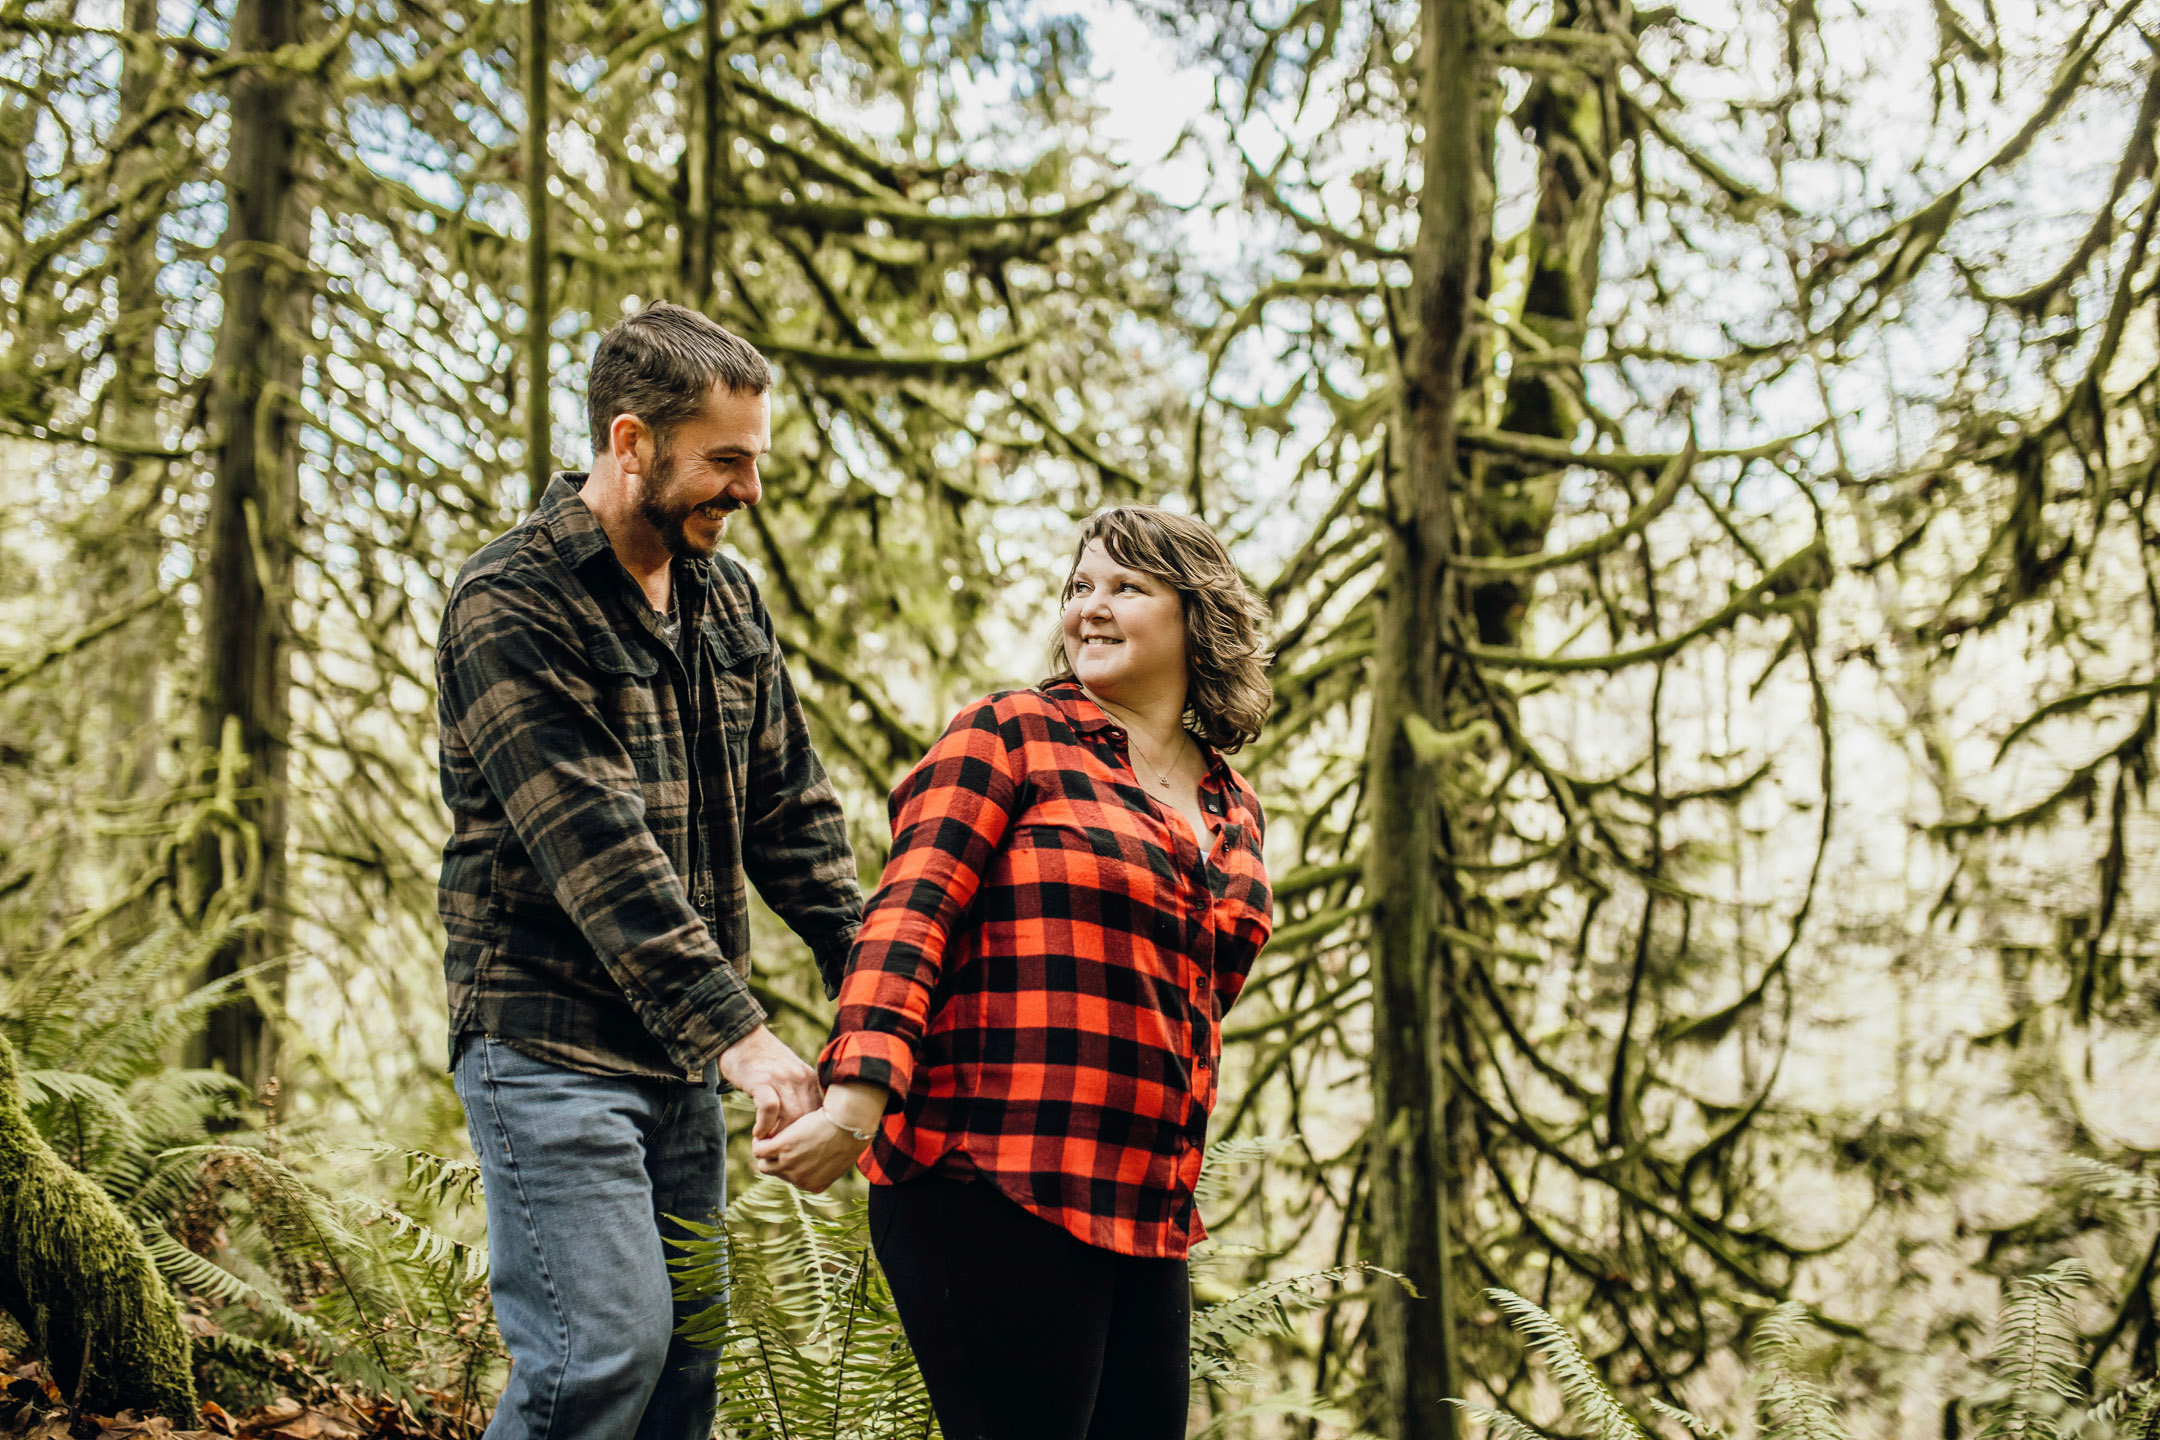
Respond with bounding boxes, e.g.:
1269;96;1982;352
0;1034;197;1423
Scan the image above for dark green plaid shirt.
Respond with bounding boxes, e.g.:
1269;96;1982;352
436;474;862;1080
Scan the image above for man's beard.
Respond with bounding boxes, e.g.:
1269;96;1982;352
636;444;737;561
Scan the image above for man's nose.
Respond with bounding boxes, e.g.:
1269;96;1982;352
728;465;762;508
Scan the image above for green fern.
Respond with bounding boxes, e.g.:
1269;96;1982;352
2066;1158;2160;1212
1446;1401;1556;1440
5;918;502;1412
1979;1261;2091;1440
2078;1381;2157;1440
141;1231;353;1359
349;1142;485;1211
1455;1256;2149;1440
1649;1397;1726;1440
1485;1288;1647;1440
670;1176;1405;1440
1190;1260;1405;1388
1751;1303;1852;1440
673;1176;937;1440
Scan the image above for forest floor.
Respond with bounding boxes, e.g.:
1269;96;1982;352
0;1351;480;1440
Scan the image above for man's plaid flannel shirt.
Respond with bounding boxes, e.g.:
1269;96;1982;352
819;682;1274;1258
436;473;861;1081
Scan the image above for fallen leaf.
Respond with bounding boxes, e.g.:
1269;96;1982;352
263;1410;356;1440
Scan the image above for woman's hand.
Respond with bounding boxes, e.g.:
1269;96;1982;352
752;1080;884;1193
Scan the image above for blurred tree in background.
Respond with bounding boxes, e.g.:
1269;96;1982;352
0;0;2156;1431
1147;0;2160;1432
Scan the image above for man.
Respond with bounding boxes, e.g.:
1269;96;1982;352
435;303;862;1439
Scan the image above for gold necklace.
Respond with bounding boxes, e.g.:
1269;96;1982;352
1130;729;1188;789
1079;685;1187;788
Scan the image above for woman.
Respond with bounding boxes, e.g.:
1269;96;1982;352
753;505;1275;1440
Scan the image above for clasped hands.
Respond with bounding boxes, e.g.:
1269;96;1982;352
718;1025;881;1194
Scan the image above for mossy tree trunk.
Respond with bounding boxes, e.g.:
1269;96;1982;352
1361;0;1491;1433
188;0;309;1089
524;0;551;509
0;1036;196;1423
93;0;179;938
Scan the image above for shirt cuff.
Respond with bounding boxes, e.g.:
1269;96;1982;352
813;925;862;1001
653;965;768;1075
817;1029;914;1097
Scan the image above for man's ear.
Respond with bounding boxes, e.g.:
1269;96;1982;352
608;413;654;477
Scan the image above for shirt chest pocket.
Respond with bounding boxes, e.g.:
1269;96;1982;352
586;632;669;778
701;618;768;767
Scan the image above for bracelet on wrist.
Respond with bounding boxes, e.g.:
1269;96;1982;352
815;1106;876;1143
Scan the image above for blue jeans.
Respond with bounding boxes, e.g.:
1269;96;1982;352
454;1036;726;1440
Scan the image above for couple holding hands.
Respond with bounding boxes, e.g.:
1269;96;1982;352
435;304;1275;1440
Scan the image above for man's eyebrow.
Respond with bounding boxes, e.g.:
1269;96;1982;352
703;441;769;459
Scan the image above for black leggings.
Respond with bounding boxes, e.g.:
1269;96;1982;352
868;1175;1190;1440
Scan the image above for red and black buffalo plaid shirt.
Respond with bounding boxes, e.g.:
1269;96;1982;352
818;680;1273;1258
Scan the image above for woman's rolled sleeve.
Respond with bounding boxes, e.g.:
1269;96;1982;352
818;695;1025;1099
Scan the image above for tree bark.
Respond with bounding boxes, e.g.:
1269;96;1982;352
189;0;306;1089
692;0;727;310
526;0;551;507
1471;3;1607;640
1364;0;1487;1434
98;0;175;913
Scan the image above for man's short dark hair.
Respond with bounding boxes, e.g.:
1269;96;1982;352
586;303;772;456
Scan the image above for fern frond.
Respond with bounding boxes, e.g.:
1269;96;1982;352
142;1231;346;1355
4;919;258;1080
1189;1389;1378;1438
74;964;262;1085
341;1191;488;1283
1750;1304;1851;1440
342;1143;484;1210
20;1066;142;1151
2079;1379;2155;1439
1191;1262;1407;1357
1650;1397;1726;1440
1449;1399;1555;1440
2127;1386;2160;1440
2064;1158;2160;1211
1487;1288;1646;1440
1980;1261;2092;1440
675;1177;936;1439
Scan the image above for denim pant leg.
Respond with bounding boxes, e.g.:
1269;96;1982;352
454;1038;724;1440
634;1062;725;1440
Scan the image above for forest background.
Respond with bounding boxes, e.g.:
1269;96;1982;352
1;0;2157;1434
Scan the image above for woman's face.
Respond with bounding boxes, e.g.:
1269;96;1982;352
1062;540;1188;704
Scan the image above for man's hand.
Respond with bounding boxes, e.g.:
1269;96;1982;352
752;1080;884;1192
717;1025;822;1139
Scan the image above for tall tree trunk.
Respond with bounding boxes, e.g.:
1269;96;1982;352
102;0;171;833
1365;2;1616;1427
1471;3;1607;642
691;0;726;310
1363;0;1488;1433
526;0;550;507
190;0;306;1089
98;0;175;914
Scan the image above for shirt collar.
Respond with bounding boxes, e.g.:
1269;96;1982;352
539;471;710;618
1040;677;1118;734
1038;678;1234;786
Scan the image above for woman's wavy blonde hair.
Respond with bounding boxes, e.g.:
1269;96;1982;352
1042;506;1275;752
